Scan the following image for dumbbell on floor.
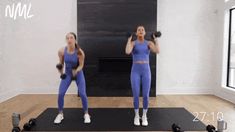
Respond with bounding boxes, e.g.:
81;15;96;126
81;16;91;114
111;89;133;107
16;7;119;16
206;125;217;132
172;123;184;132
23;118;36;131
12;127;20;132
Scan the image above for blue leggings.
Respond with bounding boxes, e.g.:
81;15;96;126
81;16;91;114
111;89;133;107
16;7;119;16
58;70;88;112
131;63;151;109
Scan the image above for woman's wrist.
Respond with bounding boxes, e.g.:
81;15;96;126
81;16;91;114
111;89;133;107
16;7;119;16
76;67;81;72
128;38;132;43
154;38;158;42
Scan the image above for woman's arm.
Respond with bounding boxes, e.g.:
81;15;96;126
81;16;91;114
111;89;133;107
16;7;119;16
148;38;160;54
76;48;85;72
125;36;134;55
58;47;64;74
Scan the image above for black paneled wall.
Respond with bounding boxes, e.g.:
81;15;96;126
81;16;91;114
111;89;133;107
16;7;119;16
77;0;157;96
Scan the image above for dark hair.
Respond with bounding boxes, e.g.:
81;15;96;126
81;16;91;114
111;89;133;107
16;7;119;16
67;32;80;49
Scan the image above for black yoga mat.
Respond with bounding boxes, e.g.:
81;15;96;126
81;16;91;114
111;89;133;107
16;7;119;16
30;108;206;131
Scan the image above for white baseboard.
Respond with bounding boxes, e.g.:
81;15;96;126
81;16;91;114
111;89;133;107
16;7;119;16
214;87;235;104
156;87;212;95
0;89;19;103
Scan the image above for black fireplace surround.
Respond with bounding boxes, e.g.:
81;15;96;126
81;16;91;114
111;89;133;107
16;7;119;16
77;0;157;96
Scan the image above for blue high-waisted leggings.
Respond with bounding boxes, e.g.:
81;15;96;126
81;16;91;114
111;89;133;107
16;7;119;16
58;69;88;112
131;63;151;109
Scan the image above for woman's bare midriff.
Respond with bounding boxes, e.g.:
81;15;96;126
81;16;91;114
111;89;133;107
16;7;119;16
133;61;149;64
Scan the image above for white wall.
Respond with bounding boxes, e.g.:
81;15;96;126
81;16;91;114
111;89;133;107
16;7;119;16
0;0;24;102
214;0;235;103
157;0;220;94
0;0;77;102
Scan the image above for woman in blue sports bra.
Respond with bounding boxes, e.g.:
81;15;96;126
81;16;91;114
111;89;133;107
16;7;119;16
54;32;91;124
125;26;160;126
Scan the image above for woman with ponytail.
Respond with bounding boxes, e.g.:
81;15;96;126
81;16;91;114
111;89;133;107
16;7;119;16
54;32;91;124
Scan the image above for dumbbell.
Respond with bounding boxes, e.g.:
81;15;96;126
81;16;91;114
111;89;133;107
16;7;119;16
126;31;162;39
172;123;183;132
56;64;67;79
151;31;162;39
12;113;21;132
23;118;36;131
126;32;136;41
206;125;217;132
126;32;134;38
56;63;63;70
60;74;67;80
12;127;20;132
60;72;77;81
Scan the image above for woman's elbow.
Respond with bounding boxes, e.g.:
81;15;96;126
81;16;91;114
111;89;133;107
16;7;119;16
125;50;131;55
153;49;160;54
126;52;130;55
156;49;160;54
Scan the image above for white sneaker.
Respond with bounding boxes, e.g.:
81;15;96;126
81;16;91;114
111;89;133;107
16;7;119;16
84;114;91;123
134;115;140;126
54;113;64;124
141;115;148;126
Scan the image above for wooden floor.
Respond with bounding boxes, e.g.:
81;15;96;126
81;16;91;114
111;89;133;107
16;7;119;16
0;95;234;132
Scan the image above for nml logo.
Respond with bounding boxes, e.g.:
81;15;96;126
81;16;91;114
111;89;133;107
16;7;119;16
5;2;34;20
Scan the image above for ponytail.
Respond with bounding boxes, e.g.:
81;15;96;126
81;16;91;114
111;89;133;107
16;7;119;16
75;43;80;49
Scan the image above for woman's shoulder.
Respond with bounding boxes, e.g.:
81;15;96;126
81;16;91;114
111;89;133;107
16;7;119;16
58;47;65;55
77;48;85;56
146;40;153;45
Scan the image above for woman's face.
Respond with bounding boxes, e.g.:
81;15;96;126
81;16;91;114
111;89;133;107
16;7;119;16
66;33;76;46
136;26;146;38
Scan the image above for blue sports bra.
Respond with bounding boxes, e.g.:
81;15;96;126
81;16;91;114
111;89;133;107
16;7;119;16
132;40;150;62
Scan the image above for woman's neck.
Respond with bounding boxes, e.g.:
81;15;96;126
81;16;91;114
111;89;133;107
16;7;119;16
67;44;75;52
137;37;144;42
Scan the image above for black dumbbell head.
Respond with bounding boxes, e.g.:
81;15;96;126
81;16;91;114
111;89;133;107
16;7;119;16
23;123;31;131
206;125;216;132
12;127;20;132
172;123;181;132
56;64;63;70
60;74;67;80
151;31;162;39
29;118;36;126
126;32;133;38
155;31;162;37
